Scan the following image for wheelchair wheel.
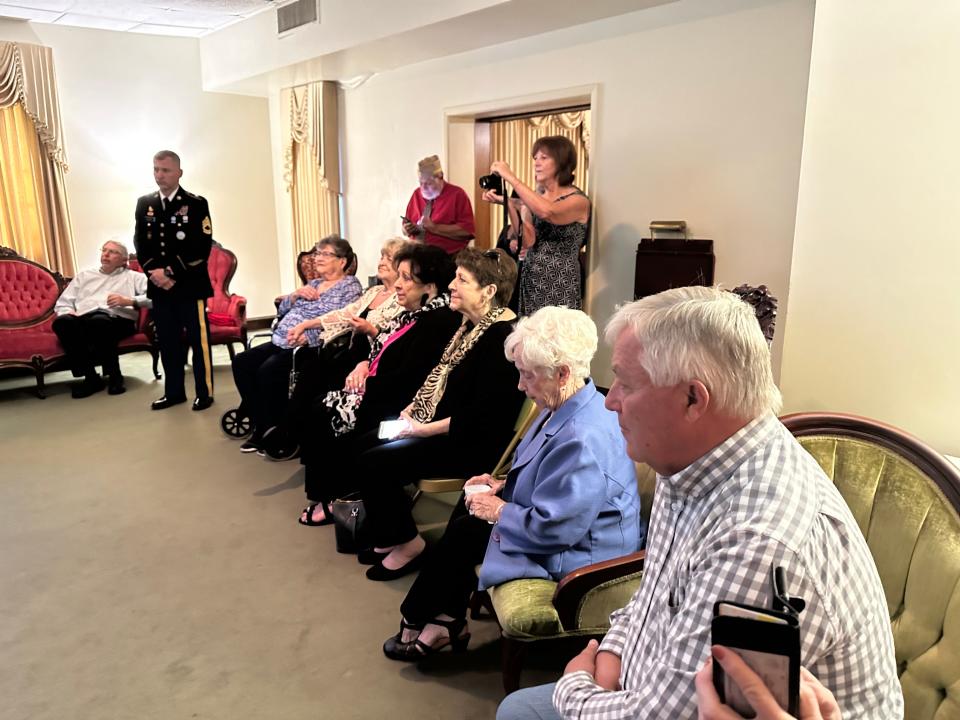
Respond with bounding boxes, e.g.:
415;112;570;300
220;408;253;439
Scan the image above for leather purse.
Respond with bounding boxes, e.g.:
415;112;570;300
331;492;370;554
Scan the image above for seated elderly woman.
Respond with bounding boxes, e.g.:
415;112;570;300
231;235;362;454
260;238;407;460
382;306;643;659
296;244;461;524
352;248;526;581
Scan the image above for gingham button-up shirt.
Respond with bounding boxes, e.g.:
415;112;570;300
554;414;903;719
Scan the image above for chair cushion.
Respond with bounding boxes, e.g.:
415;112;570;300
489;579;563;639
117;332;151;348
207;312;235;327
0;328;62;360
798;435;960;720
208;324;241;343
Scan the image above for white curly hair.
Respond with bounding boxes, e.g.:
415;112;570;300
505;306;598;378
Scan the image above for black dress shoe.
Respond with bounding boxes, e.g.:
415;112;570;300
107;375;126;395
151;396;186;410
365;553;424;581
357;548;390;565
71;376;105;399
192;397;214;411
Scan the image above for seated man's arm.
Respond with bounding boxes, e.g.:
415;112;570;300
553;536;805;719
54;276;80;315
132;272;151;309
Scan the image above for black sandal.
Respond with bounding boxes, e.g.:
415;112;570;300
382;618;424;659
297;503;333;526
383;617;470;661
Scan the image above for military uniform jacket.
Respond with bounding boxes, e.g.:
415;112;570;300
134;187;214;300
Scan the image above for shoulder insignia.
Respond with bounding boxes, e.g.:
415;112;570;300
202;216;212;235
184;190;200;199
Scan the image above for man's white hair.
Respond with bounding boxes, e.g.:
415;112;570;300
505;306;598;378
605;286;782;418
103;238;129;259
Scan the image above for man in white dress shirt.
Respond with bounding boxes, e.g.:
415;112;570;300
52;239;149;397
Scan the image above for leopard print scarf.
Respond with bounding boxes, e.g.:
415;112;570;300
409;306;515;423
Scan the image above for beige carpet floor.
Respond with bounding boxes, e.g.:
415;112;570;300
0;348;567;720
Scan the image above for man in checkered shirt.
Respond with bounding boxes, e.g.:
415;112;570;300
498;287;902;720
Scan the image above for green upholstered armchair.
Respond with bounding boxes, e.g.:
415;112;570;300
488;462;656;693
782;413;960;720
491;411;960;719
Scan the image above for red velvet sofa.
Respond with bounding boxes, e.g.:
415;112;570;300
0;247;158;397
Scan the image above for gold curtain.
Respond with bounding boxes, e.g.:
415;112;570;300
487;110;591;243
0;41;75;274
281;82;341;266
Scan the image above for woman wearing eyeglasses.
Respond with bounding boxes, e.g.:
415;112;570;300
483;135;590;317
230;235;362;454
353;248;526;581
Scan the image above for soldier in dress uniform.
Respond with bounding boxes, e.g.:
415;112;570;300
133;150;215;411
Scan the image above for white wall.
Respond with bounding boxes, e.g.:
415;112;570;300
0;20;280;318
337;0;814;382
779;0;960;455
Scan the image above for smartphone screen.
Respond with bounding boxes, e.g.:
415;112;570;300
722;648;791;715
712;602;799;716
378;419;408;440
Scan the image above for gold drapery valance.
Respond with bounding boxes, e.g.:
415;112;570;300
0;42;69;169
526;111;591;155
0;41;75;275
281;82;342;263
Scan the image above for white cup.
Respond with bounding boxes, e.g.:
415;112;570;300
464;483;491;497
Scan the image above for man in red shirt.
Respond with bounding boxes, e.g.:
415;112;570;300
402;155;476;255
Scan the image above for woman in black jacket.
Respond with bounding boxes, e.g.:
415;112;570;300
354;248;526;581
296;245;459;525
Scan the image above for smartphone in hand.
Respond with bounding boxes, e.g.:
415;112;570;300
711;601;800;716
378;418;408;440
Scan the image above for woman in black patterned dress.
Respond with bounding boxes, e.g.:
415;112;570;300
483;136;590;315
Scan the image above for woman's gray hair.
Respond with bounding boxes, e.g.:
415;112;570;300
605;286;782;418
505;306;598;378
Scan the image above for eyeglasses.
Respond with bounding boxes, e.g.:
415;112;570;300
316;250;341;258
483;250;501;263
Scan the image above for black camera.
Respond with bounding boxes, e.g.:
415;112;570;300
478;173;504;195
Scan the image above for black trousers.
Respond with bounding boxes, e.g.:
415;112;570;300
400;497;493;624
52;311;135;378
152;295;214;401
356;432;477;548
230;342;292;432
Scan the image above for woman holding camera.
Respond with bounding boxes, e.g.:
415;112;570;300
482;135;590;316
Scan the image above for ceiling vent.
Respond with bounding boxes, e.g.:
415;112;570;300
277;0;318;35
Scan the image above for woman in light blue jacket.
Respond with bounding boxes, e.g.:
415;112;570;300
383;306;644;660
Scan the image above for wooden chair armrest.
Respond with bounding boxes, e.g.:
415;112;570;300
417;477;467;494
553;550;646;630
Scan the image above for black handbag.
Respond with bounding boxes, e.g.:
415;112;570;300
331;492;370;554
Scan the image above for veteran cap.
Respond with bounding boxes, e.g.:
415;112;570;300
418;155;443;177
